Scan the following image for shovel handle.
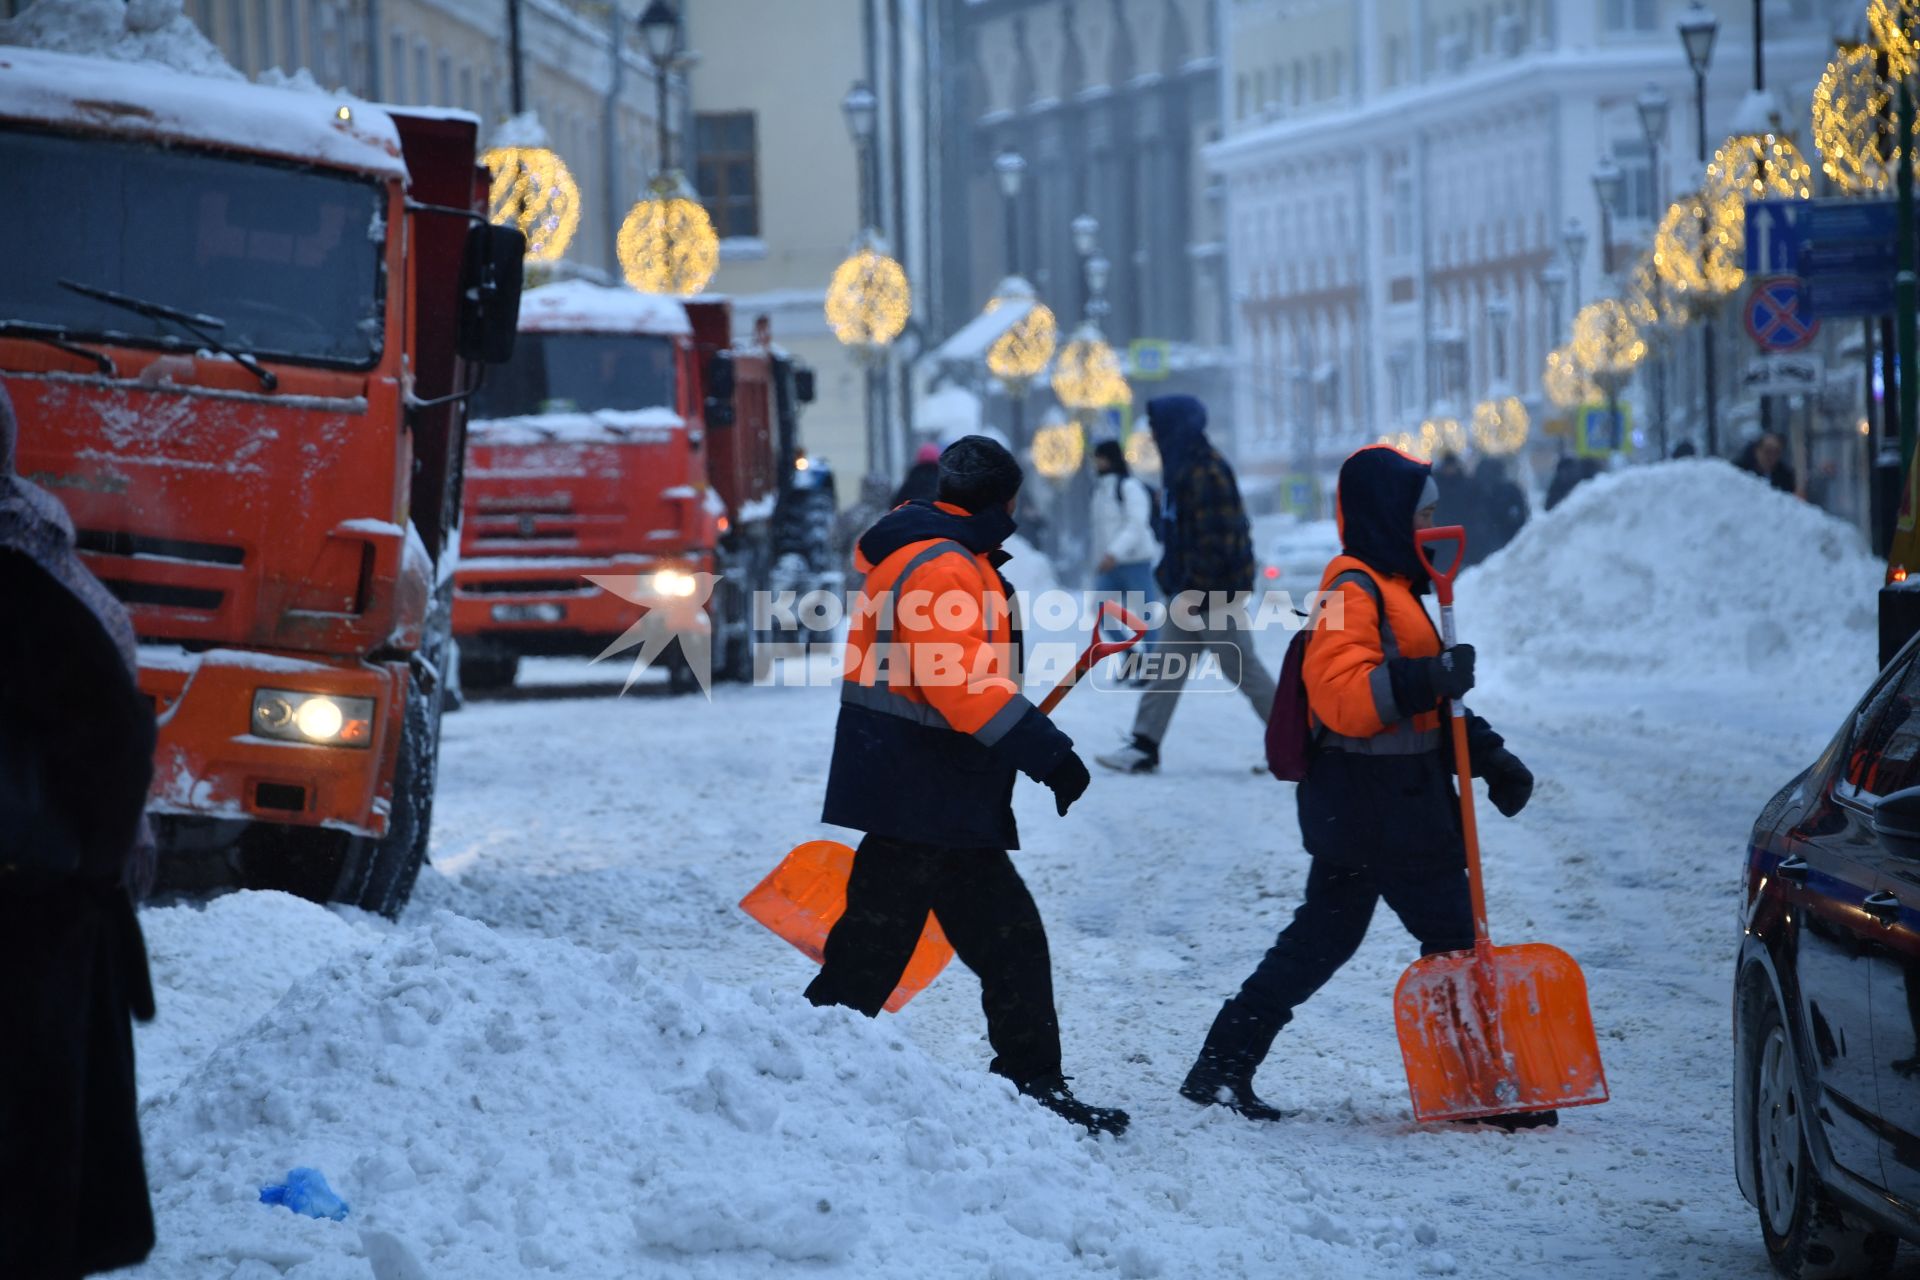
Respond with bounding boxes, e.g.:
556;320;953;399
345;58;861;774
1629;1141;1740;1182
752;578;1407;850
1416;525;1490;947
1038;599;1151;716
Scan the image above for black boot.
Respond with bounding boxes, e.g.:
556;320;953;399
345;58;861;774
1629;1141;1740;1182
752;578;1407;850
1016;1075;1130;1136
1179;1002;1297;1121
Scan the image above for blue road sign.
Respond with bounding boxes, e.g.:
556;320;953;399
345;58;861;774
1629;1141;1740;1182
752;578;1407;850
1744;276;1820;352
1800;241;1897;275
1806;274;1897;318
1807;198;1899;243
1745;200;1811;274
1795;198;1906;319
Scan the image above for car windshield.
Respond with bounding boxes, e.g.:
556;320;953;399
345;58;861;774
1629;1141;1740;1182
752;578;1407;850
0;128;385;368
472;333;678;419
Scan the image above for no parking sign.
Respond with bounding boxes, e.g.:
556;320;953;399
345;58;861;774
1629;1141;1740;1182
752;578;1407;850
1743;275;1820;353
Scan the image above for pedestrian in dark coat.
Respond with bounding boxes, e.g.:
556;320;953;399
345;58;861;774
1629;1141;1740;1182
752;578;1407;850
1468;456;1529;565
813;435;1128;1136
0;384;159;1278
1094;395;1276;773
1735;431;1798;496
890;441;942;507
1179;445;1539;1124
1544;455;1601;511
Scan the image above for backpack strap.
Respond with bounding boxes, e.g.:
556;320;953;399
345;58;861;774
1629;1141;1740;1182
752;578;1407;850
1309;568;1441;756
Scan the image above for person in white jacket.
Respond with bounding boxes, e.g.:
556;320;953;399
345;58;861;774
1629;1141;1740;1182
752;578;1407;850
1089;440;1160;654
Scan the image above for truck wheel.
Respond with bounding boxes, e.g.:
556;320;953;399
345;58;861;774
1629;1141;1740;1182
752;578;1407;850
719;577;754;683
459;649;518;692
334;671;440;917
1751;996;1897;1278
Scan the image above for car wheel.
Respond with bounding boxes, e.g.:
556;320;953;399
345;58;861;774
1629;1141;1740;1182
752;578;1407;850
1752;996;1898;1278
458;649;518;692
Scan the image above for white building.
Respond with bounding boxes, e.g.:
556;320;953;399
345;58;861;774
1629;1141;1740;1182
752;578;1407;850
1210;0;1846;484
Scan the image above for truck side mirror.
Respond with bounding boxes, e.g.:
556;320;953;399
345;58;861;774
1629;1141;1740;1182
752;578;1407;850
457;223;526;365
793;366;816;404
706;353;737;426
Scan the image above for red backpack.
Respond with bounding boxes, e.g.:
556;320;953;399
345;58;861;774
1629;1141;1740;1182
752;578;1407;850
1264;569;1388;782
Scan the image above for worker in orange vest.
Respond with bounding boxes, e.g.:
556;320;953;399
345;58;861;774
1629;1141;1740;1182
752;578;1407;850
1180;444;1538;1124
811;435;1128;1136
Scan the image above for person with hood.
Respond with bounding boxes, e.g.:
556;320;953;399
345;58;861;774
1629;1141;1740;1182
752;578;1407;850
1089;438;1160;649
1543;454;1600;512
1177;444;1540;1125
0;385;160;1276
812;435;1129;1136
892;440;943;507
1095;396;1276;773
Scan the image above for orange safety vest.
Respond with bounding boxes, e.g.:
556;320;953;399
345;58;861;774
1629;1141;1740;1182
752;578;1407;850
837;504;1032;746
1303;554;1445;754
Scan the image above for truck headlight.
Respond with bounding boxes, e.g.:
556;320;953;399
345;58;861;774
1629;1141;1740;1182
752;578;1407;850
251;690;376;748
652;568;698;598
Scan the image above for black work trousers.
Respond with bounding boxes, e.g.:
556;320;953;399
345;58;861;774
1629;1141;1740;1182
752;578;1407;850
1206;859;1475;1069
805;834;1062;1084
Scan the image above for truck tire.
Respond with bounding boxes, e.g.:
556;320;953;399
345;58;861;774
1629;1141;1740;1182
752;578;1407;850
1750;995;1898;1278
719;575;754;684
334;670;440;917
459;648;518;692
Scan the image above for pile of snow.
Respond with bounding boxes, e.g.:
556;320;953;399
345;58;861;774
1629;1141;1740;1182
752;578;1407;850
1458;460;1879;689
0;0;239;78
133;907;1172;1278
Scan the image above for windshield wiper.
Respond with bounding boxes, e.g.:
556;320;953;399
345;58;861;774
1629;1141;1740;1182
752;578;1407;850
0;321;117;377
57;278;277;391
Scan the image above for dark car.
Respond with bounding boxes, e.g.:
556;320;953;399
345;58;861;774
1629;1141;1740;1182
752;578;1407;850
1736;636;1920;1276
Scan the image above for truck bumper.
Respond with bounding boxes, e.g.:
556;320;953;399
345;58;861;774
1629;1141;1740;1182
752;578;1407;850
452;555;711;657
139;647;407;838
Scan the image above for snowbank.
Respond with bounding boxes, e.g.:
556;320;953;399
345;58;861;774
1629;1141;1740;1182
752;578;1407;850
132;906;1172;1278
0;0;237;78
1459;460;1879;691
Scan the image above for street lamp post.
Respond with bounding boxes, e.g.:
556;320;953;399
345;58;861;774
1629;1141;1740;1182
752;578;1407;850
995;149;1030;447
1541;262;1568;344
1639;83;1673;456
1488;295;1512;385
1563;217;1589;313
1678;0;1721;455
841;81;890;479
1072;213;1099;319
1591;156;1624;278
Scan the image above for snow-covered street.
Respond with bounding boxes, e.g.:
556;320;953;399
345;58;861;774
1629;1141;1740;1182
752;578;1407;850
120;466;1890;1278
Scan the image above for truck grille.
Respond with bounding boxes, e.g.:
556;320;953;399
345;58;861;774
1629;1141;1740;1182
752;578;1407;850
76;528;246;565
102;580;224;611
458;578;594;596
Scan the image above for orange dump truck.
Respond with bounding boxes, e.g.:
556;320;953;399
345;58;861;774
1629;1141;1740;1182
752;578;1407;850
0;47;523;914
453;284;824;691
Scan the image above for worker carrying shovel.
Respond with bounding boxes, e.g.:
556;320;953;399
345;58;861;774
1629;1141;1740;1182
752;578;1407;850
809;435;1129;1137
1181;444;1541;1127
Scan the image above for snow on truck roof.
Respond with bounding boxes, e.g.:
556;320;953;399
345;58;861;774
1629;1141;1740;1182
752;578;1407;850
0;45;406;179
517;281;693;337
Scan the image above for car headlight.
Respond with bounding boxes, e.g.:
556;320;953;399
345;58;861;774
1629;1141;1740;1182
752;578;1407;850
251;690;376;748
652;568;698;599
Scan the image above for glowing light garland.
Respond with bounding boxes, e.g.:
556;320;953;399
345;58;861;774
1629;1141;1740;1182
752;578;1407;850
1051;324;1130;410
1124;427;1161;474
982;280;1057;384
1700;134;1812;289
1471;396;1531;456
1626;251;1686;330
1572;299;1647;384
824;237;911;349
1543;344;1601;410
617;173;718;296
1654;192;1743;305
1871;0;1920;83
484;143;582;263
1031;419;1086;479
1814;45;1907;195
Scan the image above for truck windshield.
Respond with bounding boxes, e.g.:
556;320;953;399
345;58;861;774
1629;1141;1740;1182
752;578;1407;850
1;128;384;369
472;333;678;419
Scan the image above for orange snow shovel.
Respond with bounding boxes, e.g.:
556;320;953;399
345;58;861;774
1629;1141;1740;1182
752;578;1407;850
1392;526;1608;1123
739;600;1151;1011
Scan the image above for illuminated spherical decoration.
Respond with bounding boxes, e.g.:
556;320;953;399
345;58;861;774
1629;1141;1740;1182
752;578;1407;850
1031;419;1086;480
1543;344;1600;410
1572;299;1647;383
982;282;1057;384
1051;325;1129;410
1654;193;1743;304
825;240;911;348
1418;417;1467;459
617;175;718;296
483;145;581;263
1871;0;1919;83
1379;430;1433;461
1625;251;1685;330
1124;427;1161;474
1814;45;1905;195
1472;396;1531;456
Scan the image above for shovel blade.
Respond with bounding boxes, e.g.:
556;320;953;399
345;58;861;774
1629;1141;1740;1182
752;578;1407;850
739;839;955;1013
1393;941;1608;1123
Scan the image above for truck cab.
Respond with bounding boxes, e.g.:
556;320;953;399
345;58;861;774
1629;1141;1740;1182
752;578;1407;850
0;46;521;914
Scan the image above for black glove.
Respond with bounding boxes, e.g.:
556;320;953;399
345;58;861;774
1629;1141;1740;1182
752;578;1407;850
1386;643;1476;714
1483;747;1533;818
1044;751;1091;817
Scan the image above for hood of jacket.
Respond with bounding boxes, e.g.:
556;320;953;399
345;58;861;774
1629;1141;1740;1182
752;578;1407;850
855;499;1017;572
1334;445;1433;589
1147;394;1209;486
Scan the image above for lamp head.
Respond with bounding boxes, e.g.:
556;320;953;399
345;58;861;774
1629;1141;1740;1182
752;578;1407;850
994;149;1027;199
1677;1;1718;76
1563;216;1589;266
1591;155;1625;213
1071;213;1099;257
1636;82;1671;143
841;81;878;143
638;0;680;65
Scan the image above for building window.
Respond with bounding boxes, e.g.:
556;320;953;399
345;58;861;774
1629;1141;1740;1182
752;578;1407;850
459;66;474;113
388;32;405;100
1390;171;1414;257
413;41;428;107
1613;138;1656;222
438;54;452;105
482;78;498;126
1236;74;1248;119
1385;35;1405;86
281;0;299;70
695;112;760;238
1603;0;1658;31
226;0;247;72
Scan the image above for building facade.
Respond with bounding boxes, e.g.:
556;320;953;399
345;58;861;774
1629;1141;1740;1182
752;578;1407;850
925;0;1230;445
1212;0;1844;485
